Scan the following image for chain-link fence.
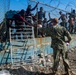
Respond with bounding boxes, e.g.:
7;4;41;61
0;0;76;24
0;0;10;23
29;0;76;19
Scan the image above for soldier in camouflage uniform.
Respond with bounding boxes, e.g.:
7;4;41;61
48;18;72;75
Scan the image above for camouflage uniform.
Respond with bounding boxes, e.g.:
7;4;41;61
40;17;72;74
49;25;72;74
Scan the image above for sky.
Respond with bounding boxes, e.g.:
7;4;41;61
9;0;76;18
0;0;76;23
9;0;76;11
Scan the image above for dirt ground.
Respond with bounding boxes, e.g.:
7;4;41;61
0;47;76;75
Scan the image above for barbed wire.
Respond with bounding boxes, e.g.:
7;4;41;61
65;1;76;11
0;0;76;23
49;0;60;12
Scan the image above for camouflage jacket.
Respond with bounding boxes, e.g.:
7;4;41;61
41;25;72;49
49;25;72;49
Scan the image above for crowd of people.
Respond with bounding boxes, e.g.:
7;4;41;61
59;10;76;34
0;2;76;75
5;2;76;38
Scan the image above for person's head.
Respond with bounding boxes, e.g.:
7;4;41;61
72;9;75;13
28;5;32;9
51;18;59;25
18;9;25;17
59;11;62;15
70;17;74;21
40;7;43;12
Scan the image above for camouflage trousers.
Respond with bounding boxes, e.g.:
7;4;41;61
52;46;70;74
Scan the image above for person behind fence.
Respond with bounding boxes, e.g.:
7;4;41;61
13;9;26;39
68;9;76;20
59;11;67;29
68;17;75;34
26;2;39;16
35;7;46;22
13;9;26;28
43;18;48;28
48;18;72;75
35;7;46;37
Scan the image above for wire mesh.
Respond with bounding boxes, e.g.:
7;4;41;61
0;0;10;23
